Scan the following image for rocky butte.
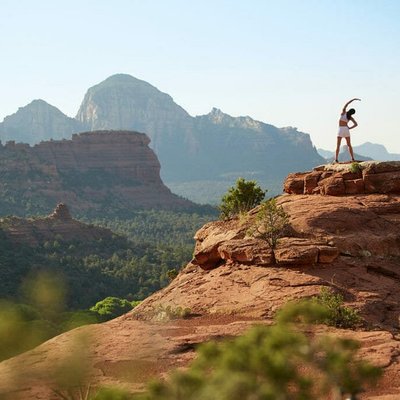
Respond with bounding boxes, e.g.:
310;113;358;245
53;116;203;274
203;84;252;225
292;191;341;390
1;162;400;398
0;130;194;217
0;203;114;246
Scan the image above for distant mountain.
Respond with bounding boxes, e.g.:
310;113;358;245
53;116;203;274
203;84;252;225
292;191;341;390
353;142;400;161
318;142;400;163
0;99;85;144
317;146;372;162
317;148;334;159
0;74;325;203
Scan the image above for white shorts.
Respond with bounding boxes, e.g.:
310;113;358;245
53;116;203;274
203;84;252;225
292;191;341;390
338;126;350;138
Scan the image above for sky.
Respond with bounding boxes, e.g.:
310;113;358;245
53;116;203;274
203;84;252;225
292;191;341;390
1;0;399;152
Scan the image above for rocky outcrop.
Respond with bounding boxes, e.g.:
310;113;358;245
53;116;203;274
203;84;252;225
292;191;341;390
2;190;400;398
0;99;85;144
0;131;194;217
1;203;113;246
48;203;72;220
284;161;400;195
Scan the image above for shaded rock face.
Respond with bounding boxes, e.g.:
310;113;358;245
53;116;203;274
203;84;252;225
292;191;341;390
284;161;400;195
0;131;193;217
0;99;85;144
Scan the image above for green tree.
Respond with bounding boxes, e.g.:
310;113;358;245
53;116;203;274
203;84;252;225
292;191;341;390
90;297;133;321
219;178;266;220
250;198;289;250
313;287;361;329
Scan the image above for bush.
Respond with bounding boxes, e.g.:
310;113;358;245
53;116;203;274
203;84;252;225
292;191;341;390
90;297;134;321
249;198;289;249
313;287;361;328
153;305;192;321
166;269;179;281
219;178;266;220
350;162;362;174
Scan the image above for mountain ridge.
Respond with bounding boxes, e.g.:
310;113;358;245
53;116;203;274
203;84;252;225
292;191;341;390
0;74;325;202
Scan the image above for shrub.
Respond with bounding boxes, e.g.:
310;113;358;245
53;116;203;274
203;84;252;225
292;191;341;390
219;178;266;220
166;269;179;281
90;297;133;321
153;305;192;321
350;162;362;174
249;198;289;249
313;287;361;328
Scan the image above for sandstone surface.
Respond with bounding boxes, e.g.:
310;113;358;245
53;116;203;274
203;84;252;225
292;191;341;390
2;184;400;398
284;161;400;196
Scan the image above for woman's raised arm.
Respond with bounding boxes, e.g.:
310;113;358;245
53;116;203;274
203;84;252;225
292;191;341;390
342;98;361;113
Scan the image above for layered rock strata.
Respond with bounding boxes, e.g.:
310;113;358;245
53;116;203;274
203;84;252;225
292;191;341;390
0;131;194;216
284;161;400;195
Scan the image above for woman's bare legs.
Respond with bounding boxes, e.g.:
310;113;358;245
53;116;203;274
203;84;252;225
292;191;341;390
335;137;342;162
345;136;355;161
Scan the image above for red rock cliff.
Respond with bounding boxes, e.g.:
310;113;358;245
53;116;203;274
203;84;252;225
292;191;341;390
0;131;194;216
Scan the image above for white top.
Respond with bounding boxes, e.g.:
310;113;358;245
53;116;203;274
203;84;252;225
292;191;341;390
339;113;348;123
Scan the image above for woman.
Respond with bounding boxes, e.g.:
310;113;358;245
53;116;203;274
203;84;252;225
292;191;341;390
334;98;361;163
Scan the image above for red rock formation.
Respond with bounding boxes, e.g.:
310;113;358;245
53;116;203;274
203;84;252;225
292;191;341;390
2;203;113;246
0;131;194;215
284;161;400;196
3;184;400;398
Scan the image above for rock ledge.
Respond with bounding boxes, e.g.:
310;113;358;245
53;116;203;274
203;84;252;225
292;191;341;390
284;161;400;195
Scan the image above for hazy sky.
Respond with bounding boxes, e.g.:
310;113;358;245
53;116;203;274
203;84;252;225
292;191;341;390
1;0;399;152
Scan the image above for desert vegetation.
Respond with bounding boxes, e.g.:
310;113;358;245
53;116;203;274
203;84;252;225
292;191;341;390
219;178;266;220
249;198;290;249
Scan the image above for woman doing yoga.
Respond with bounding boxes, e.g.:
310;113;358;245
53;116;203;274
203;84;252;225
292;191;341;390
335;98;361;163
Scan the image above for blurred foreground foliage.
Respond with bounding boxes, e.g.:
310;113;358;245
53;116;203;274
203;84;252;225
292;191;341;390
132;300;380;400
0;273;140;362
0;288;381;399
53;300;380;400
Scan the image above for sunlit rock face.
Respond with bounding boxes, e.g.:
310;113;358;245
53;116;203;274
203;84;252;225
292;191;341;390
0;130;193;217
0;99;85;144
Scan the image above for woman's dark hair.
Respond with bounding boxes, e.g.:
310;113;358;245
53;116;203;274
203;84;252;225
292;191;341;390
346;108;356;119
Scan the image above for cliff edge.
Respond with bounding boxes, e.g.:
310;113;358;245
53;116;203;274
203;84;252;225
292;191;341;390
0;130;194;217
1;162;400;399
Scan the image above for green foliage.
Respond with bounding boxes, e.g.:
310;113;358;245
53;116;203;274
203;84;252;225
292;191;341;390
136;300;380;400
313;287;362;329
249;198;289;249
0;210;214;309
219;178;266;220
166;269;179;281
90;297;134;321
349;162;362;174
0;300;57;361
